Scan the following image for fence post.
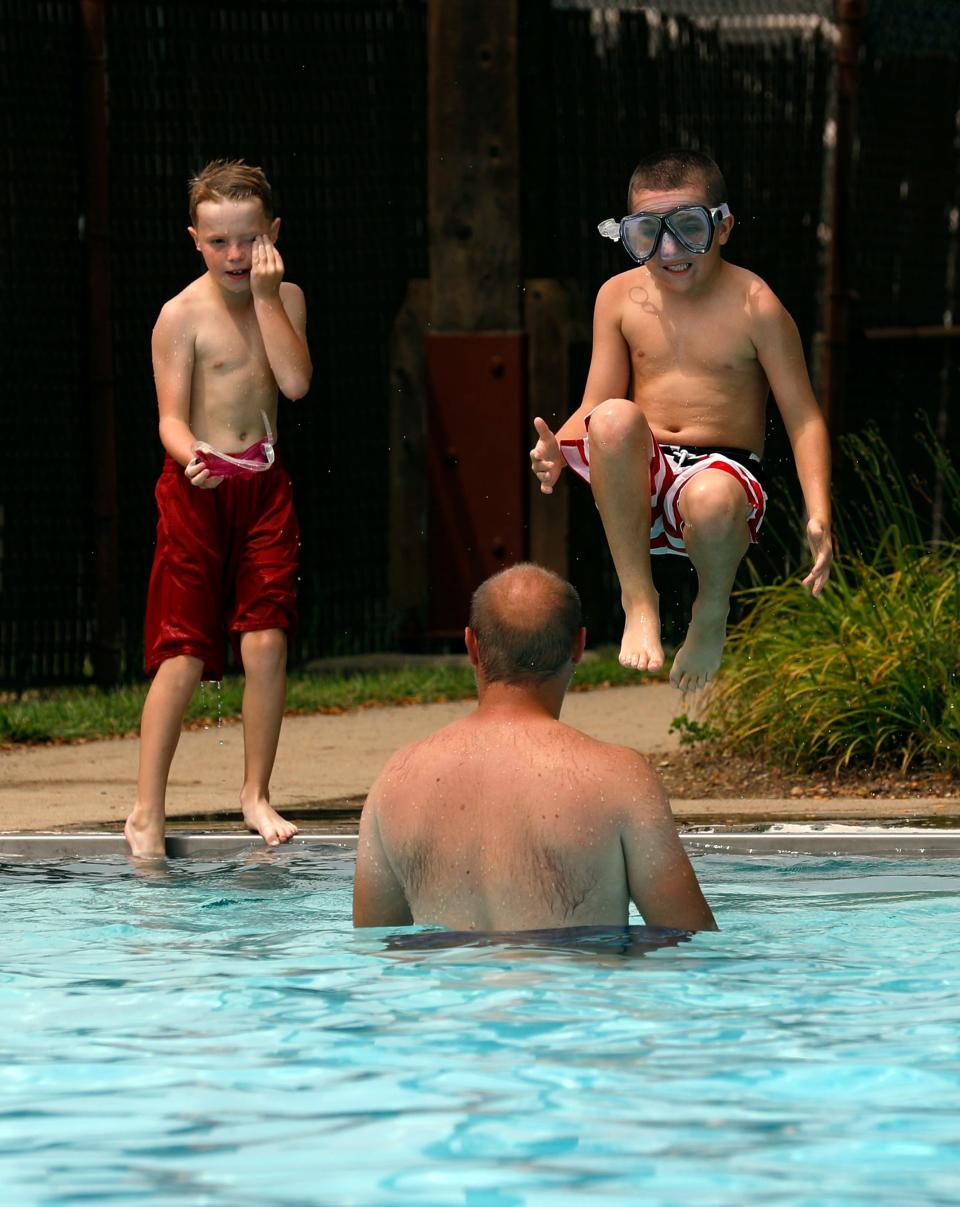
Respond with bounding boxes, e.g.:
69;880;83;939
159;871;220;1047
79;0;121;686
426;0;525;636
820;0;866;444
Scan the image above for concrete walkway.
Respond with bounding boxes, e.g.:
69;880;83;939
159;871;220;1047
2;682;956;831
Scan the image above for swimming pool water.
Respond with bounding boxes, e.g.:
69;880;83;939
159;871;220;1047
2;849;959;1205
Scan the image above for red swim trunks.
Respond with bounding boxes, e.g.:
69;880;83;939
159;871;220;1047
144;450;300;679
560;419;767;556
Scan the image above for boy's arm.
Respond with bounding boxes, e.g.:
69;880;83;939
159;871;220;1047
153;302;199;467
250;236;312;400
531;275;632;493
618;755;718;932
753;290;833;595
353;787;413;928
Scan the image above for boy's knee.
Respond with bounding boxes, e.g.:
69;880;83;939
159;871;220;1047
240;628;287;669
157;653;204;689
588;398;649;452
681;474;747;534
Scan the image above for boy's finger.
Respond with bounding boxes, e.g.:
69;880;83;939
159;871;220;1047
532;416;554;440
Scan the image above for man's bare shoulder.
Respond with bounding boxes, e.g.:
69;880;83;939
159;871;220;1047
550;722;665;795
371;718;474;784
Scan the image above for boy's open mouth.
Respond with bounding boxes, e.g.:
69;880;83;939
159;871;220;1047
663;262;692;274
227;269;250;278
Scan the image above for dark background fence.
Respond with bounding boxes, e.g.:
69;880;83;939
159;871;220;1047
1;0;958;687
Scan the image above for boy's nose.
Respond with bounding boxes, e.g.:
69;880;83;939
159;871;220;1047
659;230;682;258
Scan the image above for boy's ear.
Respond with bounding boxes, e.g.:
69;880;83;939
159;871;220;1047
269;217;281;243
718;213;735;246
187;225;200;250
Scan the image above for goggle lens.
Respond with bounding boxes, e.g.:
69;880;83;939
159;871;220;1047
619;206;716;263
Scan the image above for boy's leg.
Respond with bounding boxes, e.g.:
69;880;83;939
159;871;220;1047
671;469;751;692
126;654;204;858
586;399;663;671
238;628;298;845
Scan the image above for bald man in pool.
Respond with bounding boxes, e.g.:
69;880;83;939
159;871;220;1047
353;564;716;933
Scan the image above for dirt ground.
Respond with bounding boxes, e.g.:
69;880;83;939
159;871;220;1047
2;681;957;832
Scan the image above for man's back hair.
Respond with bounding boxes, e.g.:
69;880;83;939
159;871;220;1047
188;159;274;225
470;563;582;685
627;148;727;210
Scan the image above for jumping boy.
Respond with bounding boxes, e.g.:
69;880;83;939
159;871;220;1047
530;149;832;693
125;159;312;858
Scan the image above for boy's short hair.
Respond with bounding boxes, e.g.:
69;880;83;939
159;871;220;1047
469;564;582;685
627;149;727;210
188;159;274;225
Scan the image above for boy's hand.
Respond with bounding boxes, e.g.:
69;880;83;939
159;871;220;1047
802;518;832;596
530;417;564;494
185;457;224;490
250;234;284;299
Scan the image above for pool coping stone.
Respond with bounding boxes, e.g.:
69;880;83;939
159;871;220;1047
4;826;960;859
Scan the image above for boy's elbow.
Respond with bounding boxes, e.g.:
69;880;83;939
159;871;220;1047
282;366;312;401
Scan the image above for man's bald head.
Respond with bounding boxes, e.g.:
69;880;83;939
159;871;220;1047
468;564;583;685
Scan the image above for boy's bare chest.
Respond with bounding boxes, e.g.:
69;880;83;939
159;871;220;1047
193;311;268;378
623;304;757;380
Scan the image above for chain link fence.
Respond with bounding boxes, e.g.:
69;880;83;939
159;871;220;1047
1;0;957;684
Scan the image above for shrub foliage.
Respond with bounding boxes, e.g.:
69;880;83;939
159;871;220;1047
706;424;960;774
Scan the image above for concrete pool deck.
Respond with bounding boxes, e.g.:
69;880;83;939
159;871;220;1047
2;682;958;836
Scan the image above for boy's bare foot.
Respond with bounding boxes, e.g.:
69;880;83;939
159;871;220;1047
619;597;664;672
124;809;167;860
241;792;299;846
670;602;728;693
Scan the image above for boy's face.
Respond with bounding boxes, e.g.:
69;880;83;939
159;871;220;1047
628;179;733;293
188;198;280;293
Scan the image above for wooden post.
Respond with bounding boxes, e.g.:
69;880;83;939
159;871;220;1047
820;0;866;443
425;0;526;635
80;0;120;686
428;0;521;332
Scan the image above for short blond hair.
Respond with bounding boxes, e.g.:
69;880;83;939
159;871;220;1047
188;159;274;225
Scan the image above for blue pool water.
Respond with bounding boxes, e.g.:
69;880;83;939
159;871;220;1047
2;849;960;1205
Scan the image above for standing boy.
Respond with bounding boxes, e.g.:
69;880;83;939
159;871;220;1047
531;149;832;693
125;159;311;858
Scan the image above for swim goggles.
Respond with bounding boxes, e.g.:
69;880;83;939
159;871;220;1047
193;410;276;479
597;203;731;265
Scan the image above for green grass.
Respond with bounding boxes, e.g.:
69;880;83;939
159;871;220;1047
703;420;960;775
0;649;659;746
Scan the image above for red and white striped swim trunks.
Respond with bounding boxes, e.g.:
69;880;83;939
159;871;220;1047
559;422;767;556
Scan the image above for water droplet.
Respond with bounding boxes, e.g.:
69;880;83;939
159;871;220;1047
215;679;224;745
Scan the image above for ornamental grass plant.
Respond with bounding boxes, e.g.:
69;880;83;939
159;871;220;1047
705;424;960;774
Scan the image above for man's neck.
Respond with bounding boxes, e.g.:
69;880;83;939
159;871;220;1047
474;678;568;721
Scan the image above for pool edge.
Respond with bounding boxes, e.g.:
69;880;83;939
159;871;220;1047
3;826;960;858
